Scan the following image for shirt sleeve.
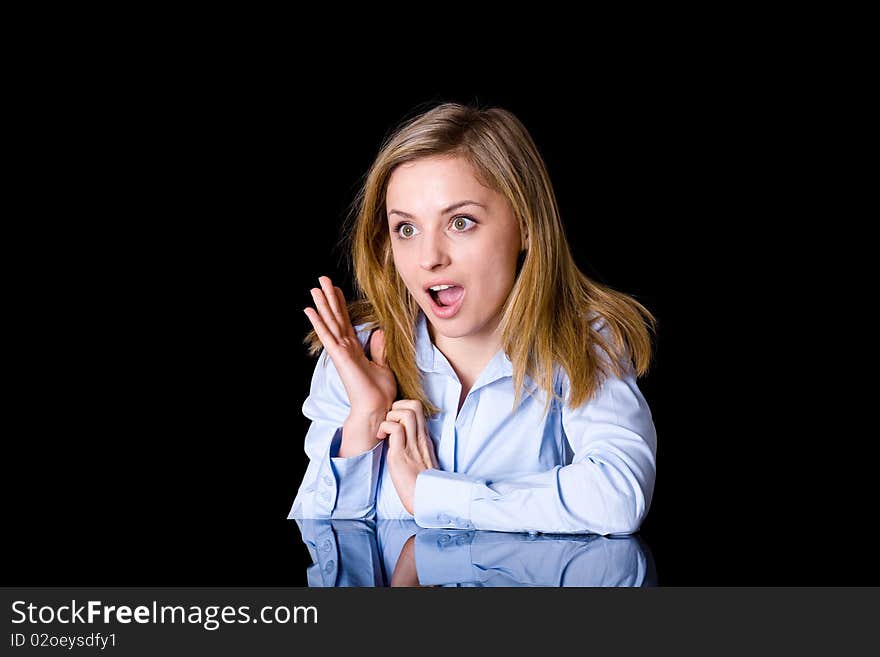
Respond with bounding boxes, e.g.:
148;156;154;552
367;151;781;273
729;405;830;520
413;530;649;586
413;344;657;536
287;346;385;521
294;519;386;587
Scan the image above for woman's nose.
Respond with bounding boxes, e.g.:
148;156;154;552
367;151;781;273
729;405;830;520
418;231;451;270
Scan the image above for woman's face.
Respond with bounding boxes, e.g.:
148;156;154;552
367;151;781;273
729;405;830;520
386;156;526;342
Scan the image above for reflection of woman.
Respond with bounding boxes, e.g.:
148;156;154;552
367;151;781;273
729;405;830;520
296;519;656;587
289;102;657;535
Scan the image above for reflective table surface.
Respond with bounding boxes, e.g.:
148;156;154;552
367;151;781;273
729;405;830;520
295;519;657;587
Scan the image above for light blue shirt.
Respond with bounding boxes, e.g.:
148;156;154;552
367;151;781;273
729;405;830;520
288;309;657;535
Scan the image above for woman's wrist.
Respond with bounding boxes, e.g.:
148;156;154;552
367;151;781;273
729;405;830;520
339;408;388;458
347;407;389;422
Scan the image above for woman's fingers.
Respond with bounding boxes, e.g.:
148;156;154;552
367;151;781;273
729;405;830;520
418;434;436;470
314;276;357;343
391;400;435;468
392;400;427;441
333;285;357;340
378;420;405;454
385;410;418;454
380;401;437;469
310;286;343;342
386;407;435;470
303;307;339;353
318;276;348;334
379;417;420;467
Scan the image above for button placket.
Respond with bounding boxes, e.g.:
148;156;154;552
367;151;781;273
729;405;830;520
437;383;459;471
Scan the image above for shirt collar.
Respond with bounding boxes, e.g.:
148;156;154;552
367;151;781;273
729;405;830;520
414;310;516;388
414;309;436;371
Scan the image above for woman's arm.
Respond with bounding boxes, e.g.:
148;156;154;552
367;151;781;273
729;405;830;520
294;519;387;587
288;347;387;521
413;363;657;535
413;530;651;586
290;275;400;520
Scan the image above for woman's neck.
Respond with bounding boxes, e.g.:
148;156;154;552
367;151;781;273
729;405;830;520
428;315;503;388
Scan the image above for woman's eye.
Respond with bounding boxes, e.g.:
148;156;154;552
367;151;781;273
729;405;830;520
393;216;476;240
451;216;476;231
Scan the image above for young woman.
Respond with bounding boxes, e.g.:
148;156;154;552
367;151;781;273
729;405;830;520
289;102;657;535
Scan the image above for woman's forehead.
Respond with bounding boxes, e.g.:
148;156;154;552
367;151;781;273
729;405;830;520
386;157;496;215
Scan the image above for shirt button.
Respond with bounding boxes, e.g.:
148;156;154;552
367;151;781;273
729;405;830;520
323;560;335;573
439;534;451;544
322;475;334;486
320;539;332;552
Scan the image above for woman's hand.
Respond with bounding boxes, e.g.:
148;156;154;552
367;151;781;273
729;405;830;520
377;399;439;515
303;276;397;416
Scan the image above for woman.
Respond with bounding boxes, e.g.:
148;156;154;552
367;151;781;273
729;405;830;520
289;102;657;535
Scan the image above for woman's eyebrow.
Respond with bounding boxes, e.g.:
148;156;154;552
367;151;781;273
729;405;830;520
388;200;487;220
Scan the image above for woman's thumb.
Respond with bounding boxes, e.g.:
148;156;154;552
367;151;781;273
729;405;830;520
369;329;387;366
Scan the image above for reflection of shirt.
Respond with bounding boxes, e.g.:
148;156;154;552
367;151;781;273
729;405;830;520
295;519;656;587
288;309;657;535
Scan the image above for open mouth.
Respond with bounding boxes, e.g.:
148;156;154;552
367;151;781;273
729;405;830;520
427;285;465;307
425;284;466;319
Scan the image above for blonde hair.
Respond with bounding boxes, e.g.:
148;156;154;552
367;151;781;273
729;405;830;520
305;102;657;419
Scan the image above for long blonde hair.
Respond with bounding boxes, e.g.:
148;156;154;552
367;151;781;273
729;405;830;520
305;102;657;419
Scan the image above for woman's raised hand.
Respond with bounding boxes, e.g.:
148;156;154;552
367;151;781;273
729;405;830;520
303;276;397;417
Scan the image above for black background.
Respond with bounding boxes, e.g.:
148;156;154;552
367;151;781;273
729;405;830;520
7;54;870;586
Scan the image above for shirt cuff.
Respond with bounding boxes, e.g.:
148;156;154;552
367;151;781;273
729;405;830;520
305;521;339;587
414;530;476;585
414;469;476;529
313;428;384;519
